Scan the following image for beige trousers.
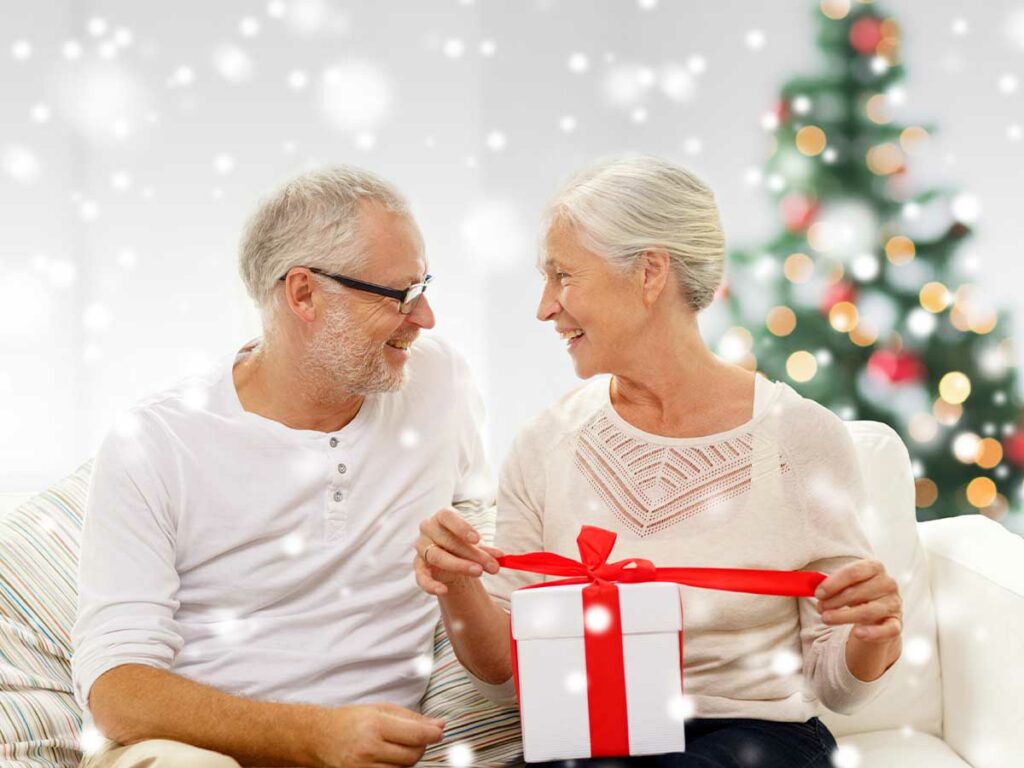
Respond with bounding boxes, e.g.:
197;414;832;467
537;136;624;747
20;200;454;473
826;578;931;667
79;738;242;768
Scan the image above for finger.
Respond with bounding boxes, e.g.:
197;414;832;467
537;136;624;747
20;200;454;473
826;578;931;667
374;703;445;727
480;544;506;559
818;573;899;612
815;559;884;601
438;507;484;545
852;616;903;642
425;544;487;578
413;554;449;596
371;741;427;766
822;596;900;626
380;712;445;747
420;524;497;574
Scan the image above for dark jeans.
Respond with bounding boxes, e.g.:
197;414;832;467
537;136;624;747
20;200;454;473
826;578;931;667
527;717;838;768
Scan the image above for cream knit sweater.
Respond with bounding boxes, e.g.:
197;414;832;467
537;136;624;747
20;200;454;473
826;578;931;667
474;373;893;721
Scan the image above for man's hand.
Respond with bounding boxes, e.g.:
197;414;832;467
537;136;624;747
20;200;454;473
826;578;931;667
311;703;444;767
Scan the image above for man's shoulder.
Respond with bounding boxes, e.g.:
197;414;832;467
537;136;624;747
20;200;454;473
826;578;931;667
104;357;230;449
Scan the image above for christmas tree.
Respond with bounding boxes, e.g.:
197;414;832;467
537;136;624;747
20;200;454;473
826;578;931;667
722;0;1024;522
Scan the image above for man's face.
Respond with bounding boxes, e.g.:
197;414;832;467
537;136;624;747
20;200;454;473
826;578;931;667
306;202;434;396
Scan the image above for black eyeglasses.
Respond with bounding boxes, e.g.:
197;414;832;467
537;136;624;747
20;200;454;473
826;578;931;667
279;267;433;315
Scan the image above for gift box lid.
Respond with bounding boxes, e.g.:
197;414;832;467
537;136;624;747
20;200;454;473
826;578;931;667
510;581;683;641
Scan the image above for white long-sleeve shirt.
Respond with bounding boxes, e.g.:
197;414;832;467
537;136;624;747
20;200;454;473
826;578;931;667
72;335;494;731
475;373;893;721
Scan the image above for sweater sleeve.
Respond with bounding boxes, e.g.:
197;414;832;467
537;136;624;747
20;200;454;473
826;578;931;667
788;402;896;715
71;414;184;712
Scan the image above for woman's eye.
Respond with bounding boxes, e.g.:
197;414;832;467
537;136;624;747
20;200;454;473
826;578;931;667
555;271;569;282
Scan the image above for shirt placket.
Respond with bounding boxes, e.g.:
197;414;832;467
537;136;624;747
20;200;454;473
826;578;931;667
327;434;350;539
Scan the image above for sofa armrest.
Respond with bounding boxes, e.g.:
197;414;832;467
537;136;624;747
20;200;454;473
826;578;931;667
918;516;1024;768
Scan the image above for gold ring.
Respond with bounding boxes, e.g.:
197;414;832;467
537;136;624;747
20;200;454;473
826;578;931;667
422;543;437;563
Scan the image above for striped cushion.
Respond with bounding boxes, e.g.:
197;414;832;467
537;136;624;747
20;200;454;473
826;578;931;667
0;461;90;766
418;500;524;767
419;623;524;767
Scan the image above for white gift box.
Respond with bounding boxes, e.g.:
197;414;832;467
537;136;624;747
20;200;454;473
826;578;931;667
510;581;687;763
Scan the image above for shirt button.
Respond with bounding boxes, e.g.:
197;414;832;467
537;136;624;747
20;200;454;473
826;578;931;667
337;463;347;475
333;490;343;502
329;437;338;448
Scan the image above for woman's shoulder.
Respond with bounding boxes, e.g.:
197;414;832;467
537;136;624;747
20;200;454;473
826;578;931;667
766;379;856;462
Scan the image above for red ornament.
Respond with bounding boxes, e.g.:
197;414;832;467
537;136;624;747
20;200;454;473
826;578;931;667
866;348;926;385
713;279;730;303
780;193;818;232
775;100;789;124
850;17;883;55
820;281;858;314
1003;432;1024;468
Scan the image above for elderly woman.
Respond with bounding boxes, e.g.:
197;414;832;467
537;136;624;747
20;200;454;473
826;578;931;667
414;155;902;768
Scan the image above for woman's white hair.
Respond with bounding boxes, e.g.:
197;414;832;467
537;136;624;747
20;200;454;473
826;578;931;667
544;154;726;313
238;166;413;318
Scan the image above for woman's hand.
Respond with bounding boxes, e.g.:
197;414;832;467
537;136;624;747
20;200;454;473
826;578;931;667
414;507;504;596
814;558;903;642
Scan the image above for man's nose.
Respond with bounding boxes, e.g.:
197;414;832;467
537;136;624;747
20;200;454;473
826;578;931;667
409;294;436;329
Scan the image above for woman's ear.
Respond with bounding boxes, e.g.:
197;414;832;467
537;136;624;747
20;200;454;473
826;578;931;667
639;249;671;307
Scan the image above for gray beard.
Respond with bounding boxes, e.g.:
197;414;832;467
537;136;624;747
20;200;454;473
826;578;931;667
301;301;406;400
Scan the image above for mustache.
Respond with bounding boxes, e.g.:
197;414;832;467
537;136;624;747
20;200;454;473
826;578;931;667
387;332;419;345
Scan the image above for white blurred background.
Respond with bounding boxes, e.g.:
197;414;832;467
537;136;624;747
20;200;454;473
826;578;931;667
2;0;1023;492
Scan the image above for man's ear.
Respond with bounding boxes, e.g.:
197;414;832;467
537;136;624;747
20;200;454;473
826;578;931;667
639;250;671;307
283;269;319;324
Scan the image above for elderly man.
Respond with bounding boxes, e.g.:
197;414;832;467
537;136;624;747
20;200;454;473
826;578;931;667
72;167;493;768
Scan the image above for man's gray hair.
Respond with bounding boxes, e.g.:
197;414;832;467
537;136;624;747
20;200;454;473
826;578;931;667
544;155;726;313
238;166;412;314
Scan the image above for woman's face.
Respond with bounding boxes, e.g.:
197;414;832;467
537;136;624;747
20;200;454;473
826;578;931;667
537;222;644;379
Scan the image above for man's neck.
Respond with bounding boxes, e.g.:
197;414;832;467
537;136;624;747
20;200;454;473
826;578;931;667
232;340;364;433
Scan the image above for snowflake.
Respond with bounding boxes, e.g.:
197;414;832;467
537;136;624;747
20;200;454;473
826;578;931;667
567;53;589;73
413;654;433;677
659;65;696;103
583;605;612;633
10;40;32;61
213;154;236;175
212;44;254;82
80;726;107;754
904;636;933;666
831;744;861;768
745;30;767;51
485;131;507;152
239;16;261;37
667;693;696;722
564;670;587;693
442;38;465;59
771;649;802;676
447;743;474;767
1;145;40;183
319;60;393;132
282;532;305;557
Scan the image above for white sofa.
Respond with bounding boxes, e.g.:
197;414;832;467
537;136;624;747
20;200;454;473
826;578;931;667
1;420;1023;767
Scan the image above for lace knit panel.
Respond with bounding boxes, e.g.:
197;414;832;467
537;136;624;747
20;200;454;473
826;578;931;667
574;411;791;538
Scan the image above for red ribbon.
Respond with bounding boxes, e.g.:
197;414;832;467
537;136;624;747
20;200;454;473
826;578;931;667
499;525;826;758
